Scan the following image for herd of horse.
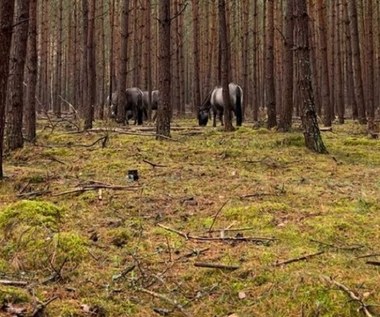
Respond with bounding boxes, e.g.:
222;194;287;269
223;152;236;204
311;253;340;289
107;82;243;127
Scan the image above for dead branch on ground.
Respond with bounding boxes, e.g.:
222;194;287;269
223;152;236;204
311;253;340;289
273;251;324;267
142;159;167;168
53;182;139;197
136;287;192;317
310;239;364;251
157;223;276;244
194;262;239;271
321;276;375;317
0;279;28;287
366;261;380;267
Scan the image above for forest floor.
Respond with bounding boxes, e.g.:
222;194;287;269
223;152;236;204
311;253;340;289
0;118;380;317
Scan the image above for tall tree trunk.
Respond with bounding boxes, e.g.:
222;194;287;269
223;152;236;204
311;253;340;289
109;0;116;111
347;0;366;124
328;0;335;121
6;0;31;151
0;0;16;178
145;0;153;120
316;0;332;126
241;0;249;120
54;0;63;117
98;0;105;119
39;0;48;112
278;0;294;131
252;0;258;123
85;0;96;129
25;0;38;142
192;0;201;112
335;0;344;124
81;0;89;116
156;0;171;138
294;0;327;153
265;0;276;128
117;0;129;124
343;0;357;119
218;0;233;131
365;0;375;130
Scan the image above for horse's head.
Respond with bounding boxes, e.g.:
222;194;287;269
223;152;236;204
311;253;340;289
198;108;209;126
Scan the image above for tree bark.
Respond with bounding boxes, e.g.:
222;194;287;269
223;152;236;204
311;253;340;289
218;0;233;131
265;0;276;128
117;0;129;124
156;0;171;138
278;0;294;131
316;0;332;126
81;0;89;116
365;0;375;130
53;0;63;117
6;0;31;151
192;0;201;112
252;0;258;123
85;0;96;129
24;0;38;142
347;0;366;123
0;0;16;178
294;0;328;153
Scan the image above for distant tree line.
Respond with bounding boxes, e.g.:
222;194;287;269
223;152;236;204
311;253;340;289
1;0;380;177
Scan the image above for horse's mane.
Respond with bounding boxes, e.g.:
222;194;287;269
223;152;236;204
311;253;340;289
200;88;214;111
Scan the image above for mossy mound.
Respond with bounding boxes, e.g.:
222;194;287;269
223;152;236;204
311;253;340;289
0;201;87;274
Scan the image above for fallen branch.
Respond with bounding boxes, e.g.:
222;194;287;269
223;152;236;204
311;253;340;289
366;261;380;267
87;128;179;141
273;251;324;267
321;276;374;317
31;296;59;317
205;227;255;234
0;279;28;287
136;287;192;317
310;239;364;251
208;200;230;235
142;159;167;168
157;223;275;244
36;135;109;149
53;182;139;197
174;248;210;261
240;192;272;199
194;262;239;271
17;190;52;198
356;253;380;259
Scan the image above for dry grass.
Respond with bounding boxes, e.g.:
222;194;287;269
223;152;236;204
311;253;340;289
0;119;379;317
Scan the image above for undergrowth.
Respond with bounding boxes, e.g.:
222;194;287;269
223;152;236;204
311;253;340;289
0;120;379;316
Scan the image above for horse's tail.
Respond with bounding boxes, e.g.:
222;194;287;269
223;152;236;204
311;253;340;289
235;85;243;126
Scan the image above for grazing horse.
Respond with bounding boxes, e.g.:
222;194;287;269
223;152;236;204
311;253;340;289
198;83;243;127
107;88;144;125
142;90;159;120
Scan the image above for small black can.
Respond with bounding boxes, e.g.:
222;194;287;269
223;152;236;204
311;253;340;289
127;170;139;181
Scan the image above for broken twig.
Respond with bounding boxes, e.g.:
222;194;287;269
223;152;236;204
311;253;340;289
194;262;239;271
136;287;192;317
321;276;374;317
157;223;275;244
0;279;28;287
273;251;324;267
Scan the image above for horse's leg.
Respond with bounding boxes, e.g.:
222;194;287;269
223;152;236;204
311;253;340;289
213;108;217;127
219;108;224;126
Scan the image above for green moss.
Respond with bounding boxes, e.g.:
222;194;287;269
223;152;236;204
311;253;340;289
0;286;30;305
274;135;305;147
0;200;62;237
50;232;88;264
